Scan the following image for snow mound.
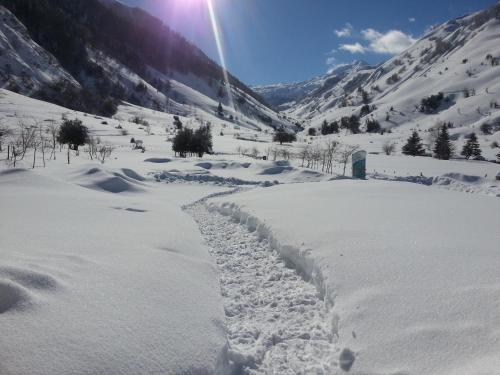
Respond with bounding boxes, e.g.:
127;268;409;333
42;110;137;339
153;170;273;187
433;173;500;196
73;166;146;194
121;168;146;182
370;172;500;197
0;266;60;291
196;161;251;170
259;165;295;175
0;280;32;314
144;158;172;163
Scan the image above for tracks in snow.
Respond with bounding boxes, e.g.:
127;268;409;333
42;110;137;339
186;199;340;374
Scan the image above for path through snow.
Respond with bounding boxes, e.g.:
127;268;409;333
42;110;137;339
186;200;341;374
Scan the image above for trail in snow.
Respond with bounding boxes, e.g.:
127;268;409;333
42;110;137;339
186;201;340;374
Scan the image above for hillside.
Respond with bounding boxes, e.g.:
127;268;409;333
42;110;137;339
261;4;500;142
254;61;372;112
0;0;289;131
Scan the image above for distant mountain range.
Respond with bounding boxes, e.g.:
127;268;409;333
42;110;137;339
253;61;373;111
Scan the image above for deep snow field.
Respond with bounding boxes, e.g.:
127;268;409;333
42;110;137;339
1;89;500;374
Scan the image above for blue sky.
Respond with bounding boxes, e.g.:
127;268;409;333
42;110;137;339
120;0;498;85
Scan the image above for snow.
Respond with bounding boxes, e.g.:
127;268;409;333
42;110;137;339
0;164;230;374
187;201;338;374
0;82;499;374
210;180;500;375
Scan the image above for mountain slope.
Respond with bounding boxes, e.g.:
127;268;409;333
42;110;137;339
0;0;289;131
253;61;372;111
269;4;500;140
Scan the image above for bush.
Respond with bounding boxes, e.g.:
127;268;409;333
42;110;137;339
321;120;339;135
365;118;381;133
308;127;317;136
340;115;360;134
172;125;213;158
382;142;396;155
386;73;400;84
419;92;444;113
480;123;492;135
57;119;88;151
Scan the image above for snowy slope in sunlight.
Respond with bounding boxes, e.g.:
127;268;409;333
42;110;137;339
0;165;229;374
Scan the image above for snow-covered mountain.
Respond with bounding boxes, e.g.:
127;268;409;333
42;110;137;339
253;61;372;111
0;0;290;131
263;4;500;138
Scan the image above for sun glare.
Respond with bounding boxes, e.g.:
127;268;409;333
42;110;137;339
206;0;235;111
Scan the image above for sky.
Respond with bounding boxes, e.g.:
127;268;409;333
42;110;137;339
119;0;498;86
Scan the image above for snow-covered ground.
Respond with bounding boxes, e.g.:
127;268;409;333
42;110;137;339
1;88;500;374
210;180;500;375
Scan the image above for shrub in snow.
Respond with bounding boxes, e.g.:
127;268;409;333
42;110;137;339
173;116;183;130
365;118;381;133
340;115;360;134
419;92;444;113
402;131;425;156
461;133;482;160
480;123;492;135
386;73;400;84
172;125;213;158
321;120;339;135
382;142;396;156
308;127;317;136
217;102;223;117
57;119;88;164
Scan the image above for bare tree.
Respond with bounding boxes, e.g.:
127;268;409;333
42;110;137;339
382;141;396;155
47;120;59;160
0;123;13;154
98;144;114;164
336;144;360;176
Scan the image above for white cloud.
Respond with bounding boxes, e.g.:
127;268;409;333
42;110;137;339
334;23;353;37
409;17;416;23
339;42;366;54
327;63;349;74
361;28;416;54
326;56;337;65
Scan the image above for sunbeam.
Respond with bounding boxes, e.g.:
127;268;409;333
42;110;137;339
206;0;235;111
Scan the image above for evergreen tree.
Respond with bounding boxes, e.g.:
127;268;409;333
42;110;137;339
402;131;425;156
217;102;223;117
461;133;482;160
433;126;453;160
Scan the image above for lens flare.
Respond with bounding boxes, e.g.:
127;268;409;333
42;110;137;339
206;0;235;111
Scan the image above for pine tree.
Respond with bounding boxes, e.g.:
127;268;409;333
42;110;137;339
402;131;425;156
461;133;482;160
217;102;223;117
433;126;453;160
